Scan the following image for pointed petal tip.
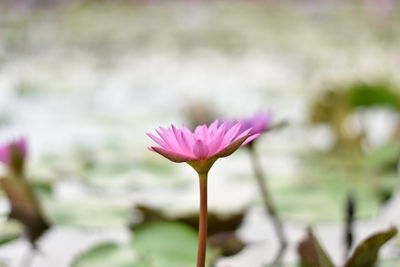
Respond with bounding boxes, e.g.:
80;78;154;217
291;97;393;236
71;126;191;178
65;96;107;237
214;134;250;158
146;132;155;138
209;119;219;127
243;127;252;135
242;134;260;145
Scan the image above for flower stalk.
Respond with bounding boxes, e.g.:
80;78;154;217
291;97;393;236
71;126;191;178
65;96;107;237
197;171;208;267
247;143;287;265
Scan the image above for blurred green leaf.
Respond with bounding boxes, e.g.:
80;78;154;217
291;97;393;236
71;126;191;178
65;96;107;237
289;147;399;222
344;226;398;267
349;82;400;110
379;259;400;267
71;242;138;267
0;234;19;246
46;200;131;228
72;222;218;267
364;143;400;173
132;222;217;267
132;205;245;257
32;181;53;196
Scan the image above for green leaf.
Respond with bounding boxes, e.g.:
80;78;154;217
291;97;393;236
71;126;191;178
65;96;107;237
349;82;400;110
297;227;335;267
133;222;216;267
71;242;138;267
0;220;22;246
0;235;19;246
72;222;218;267
46;200;131;228
344;226;398;267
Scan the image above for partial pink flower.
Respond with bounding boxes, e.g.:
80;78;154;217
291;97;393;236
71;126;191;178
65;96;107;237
228;112;272;136
242;112;272;135
147;120;259;163
0;138;27;166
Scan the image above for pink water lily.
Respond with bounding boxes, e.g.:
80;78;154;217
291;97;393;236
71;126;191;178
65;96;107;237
226;112;271;136
147;120;259;164
0;138;27;166
147;119;259;267
240;112;272;135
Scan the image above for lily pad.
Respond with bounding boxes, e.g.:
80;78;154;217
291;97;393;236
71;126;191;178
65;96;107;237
71;242;138;267
45;200;131;228
133;204;245;256
132;222;218;267
72;222;218;267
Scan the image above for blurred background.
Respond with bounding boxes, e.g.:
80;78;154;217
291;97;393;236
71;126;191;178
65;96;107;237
0;0;399;266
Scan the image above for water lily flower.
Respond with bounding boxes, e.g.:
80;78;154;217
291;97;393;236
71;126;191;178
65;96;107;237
240;112;272;135
147;120;259;267
225;112;271;141
147;120;259;173
0;138;27;170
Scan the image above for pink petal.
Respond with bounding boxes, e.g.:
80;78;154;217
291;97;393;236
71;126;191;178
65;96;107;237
180;126;195;153
194;125;204;135
217;122;227;131
155;129;173;150
244;112;271;134
146;133;168;148
214;134;250;158
171;125;191;155
157;128;183;153
193;140;209;159
194;125;209;142
219;122;242;148
242;133;260;145
225;122;242;141
208;125;226;155
0;146;9;165
232;128;252;142
208;120;219;133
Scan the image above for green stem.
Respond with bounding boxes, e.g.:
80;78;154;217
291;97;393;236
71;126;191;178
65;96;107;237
248;144;287;265
197;172;208;267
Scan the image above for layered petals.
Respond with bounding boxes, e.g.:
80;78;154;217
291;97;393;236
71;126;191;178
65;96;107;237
147;120;258;163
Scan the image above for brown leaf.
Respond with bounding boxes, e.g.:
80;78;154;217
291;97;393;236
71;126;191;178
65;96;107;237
297;227;335;267
0;176;50;247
